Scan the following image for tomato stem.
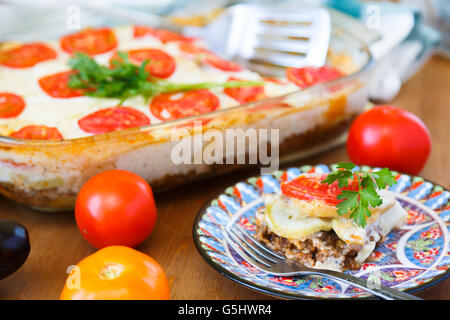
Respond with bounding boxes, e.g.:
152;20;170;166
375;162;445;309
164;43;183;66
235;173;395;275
99;263;124;280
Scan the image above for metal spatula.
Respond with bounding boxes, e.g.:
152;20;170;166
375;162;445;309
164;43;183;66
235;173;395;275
183;4;331;76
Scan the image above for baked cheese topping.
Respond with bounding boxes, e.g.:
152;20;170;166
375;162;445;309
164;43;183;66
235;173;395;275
0;25;313;140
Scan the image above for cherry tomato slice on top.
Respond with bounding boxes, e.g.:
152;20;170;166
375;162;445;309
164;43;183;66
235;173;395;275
281;174;358;206
10;125;63;140
150;89;219;121
224;77;266;104
78;106;150;134
347;105;432;175
60;28;117;55
0;43;57;68
179;43;243;72
38;71;91;98
111;49;176;79
286;66;343;89
0;93;25;118
133;25;194;43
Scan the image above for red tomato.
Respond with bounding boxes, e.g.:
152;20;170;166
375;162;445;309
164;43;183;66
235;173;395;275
179;43;243;71
39;71;91;98
75;170;157;249
347;105;432;175
281;174;359;206
150;89;219;121
10;125;63;140
0;43;57;68
60;28;117;55
133;25;194;43
111;49;176;79
224;77;266;103
286;66;343;88
0;93;25;118
78;106;150;134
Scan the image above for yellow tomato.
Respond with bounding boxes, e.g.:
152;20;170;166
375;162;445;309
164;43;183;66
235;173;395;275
60;246;170;300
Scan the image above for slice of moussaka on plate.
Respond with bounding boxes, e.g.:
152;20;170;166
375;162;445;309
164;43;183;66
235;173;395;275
255;173;407;271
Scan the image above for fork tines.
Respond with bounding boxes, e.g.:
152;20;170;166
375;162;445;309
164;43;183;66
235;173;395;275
225;226;284;269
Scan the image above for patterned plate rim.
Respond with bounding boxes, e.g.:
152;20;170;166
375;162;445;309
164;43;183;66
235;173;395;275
192;164;450;300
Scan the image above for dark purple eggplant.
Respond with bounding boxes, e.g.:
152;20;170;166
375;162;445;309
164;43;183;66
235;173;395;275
0;219;30;280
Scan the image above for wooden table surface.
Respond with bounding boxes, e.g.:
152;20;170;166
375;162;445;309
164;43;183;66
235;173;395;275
0;56;448;300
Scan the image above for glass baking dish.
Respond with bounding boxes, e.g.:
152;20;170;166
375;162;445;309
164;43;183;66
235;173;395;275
0;6;374;211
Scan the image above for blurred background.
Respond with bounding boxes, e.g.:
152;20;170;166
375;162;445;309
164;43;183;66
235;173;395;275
0;0;448;101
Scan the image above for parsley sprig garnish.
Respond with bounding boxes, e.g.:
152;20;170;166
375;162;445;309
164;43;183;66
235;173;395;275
321;162;396;228
67;52;263;104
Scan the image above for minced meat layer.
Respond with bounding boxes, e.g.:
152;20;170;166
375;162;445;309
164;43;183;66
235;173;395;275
255;211;361;270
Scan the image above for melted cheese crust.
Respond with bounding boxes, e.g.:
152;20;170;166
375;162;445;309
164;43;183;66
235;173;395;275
0;25;298;140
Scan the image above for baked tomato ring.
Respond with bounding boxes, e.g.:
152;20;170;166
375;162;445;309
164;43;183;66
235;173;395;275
111;49;176;79
281;174;359;206
0;43;57;68
150;89;219;121
38;71;91;98
0;93;25;118
179;43;243;72
78;106;150;134
60;28;117;55
286;66;343;89
224;77;266;104
133;25;194;43
10;125;63;140
204;54;243;72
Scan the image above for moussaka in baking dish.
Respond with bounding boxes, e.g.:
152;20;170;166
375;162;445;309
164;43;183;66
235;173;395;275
0;24;373;210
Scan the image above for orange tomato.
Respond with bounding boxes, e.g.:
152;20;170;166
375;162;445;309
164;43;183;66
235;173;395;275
60;246;170;300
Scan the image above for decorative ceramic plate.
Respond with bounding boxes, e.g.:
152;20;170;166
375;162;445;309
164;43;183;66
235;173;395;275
193;164;450;299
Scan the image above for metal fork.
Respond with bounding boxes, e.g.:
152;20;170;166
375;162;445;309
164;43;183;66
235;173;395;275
224;226;422;300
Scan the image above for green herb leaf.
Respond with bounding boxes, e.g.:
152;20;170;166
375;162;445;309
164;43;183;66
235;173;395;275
321;162;396;228
336;190;359;216
336;162;356;170
67;52;264;104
